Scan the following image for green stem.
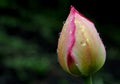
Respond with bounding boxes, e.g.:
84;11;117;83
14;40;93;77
83;75;92;84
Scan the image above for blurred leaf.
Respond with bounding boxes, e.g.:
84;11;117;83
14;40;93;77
0;0;8;7
3;56;51;73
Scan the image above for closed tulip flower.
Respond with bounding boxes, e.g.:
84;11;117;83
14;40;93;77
57;6;106;77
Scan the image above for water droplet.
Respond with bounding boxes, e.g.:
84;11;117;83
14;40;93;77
81;42;86;46
81;25;85;32
97;33;100;36
76;64;78;66
64;28;66;31
70;19;73;22
57;49;59;53
70;31;72;34
81;28;85;32
63;21;65;24
86;38;89;42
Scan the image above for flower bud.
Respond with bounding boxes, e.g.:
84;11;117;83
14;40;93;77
57;6;106;77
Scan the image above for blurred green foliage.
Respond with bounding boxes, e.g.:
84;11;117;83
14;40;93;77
0;0;120;84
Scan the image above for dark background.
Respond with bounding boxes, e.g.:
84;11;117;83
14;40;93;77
0;0;120;84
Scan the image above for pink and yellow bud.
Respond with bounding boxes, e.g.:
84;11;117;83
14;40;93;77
57;6;106;76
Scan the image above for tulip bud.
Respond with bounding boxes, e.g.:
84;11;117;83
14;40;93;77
57;6;106;77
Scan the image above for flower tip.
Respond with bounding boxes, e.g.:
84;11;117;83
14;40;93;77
70;6;85;18
70;5;93;24
70;5;74;10
70;5;77;14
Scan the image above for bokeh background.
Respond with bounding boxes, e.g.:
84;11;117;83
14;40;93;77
0;0;120;84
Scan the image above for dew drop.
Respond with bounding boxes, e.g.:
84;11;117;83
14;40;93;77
70;31;72;34
76;63;78;66
81;42;87;46
57;49;59;53
63;21;65;24
64;28;66;31
97;33;100;36
86;38;89;42
81;28;85;32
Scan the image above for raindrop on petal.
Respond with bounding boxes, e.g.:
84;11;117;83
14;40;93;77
81;42;87;46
